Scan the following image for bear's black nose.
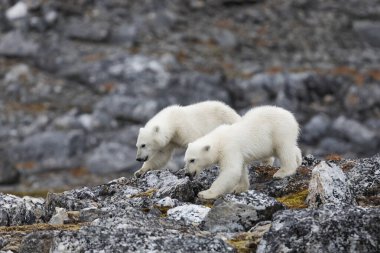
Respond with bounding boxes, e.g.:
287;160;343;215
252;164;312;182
136;156;148;162
185;172;194;180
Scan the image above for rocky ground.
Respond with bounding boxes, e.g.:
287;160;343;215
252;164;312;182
0;0;379;192
0;1;380;251
0;154;379;252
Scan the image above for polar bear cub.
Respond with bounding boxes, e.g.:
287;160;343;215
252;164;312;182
184;105;302;200
134;101;241;177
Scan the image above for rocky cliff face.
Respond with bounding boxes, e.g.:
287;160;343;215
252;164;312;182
0;0;379;192
0;154;379;252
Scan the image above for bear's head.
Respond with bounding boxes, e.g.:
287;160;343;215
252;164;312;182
136;125;169;162
184;142;216;178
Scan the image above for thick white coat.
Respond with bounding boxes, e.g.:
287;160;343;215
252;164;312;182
184;106;302;200
134;101;241;177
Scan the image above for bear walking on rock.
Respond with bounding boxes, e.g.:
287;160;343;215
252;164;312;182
134;101;241;177
184;105;302;200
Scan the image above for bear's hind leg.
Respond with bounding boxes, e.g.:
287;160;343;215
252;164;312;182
273;145;299;179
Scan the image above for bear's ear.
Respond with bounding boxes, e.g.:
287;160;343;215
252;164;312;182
154;126;160;133
203;145;210;152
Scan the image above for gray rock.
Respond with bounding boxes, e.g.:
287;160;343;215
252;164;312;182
344;84;380;112
61;54;170;91
3;64;32;84
332;116;377;147
51;207;234;253
0;30;38;57
307;161;355;207
11;130;85;171
85;142;138;174
45;187;99;219
139;170;196;202
212;28;238;49
5;1;28;21
347;155;380;203
167;72;230;105
111;24;138;44
19;231;54;253
167;204;210;225
354;21;380;47
257;205;380;253
65;19;111;42
94;95;159;123
0;155;19;184
302;114;331;143
316;137;353;156
0;194;45;226
201;190;284;233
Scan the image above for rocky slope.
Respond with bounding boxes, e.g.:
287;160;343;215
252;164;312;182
0;0;379;191
0;154;379;252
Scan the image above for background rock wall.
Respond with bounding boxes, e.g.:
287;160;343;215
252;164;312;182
0;0;379;191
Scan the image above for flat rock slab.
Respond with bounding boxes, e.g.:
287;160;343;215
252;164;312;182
201;190;284;233
257;205;380;253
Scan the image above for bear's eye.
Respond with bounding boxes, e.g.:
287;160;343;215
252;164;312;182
141;144;146;148
189;159;195;163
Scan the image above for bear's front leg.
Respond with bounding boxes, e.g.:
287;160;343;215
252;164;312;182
134;143;175;178
232;166;250;193
198;156;243;200
134;162;154;178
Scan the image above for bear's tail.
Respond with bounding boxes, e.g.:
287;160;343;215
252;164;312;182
295;147;302;167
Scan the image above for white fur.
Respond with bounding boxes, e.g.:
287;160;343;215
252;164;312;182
184;106;302;200
134;101;241;177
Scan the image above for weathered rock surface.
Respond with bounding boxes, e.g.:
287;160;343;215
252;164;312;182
307;161;355;207
347;154;380;206
201;190;284;233
167;204;210;225
0;194;45;226
51;205;234;253
257;205;380;253
1;155;380;252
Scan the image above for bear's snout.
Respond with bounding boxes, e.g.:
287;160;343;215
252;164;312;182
185;171;195;180
136;156;148;162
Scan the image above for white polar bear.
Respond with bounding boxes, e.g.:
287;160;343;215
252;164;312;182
184;105;302;200
134;101;241;177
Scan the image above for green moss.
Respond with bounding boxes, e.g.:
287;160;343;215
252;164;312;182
276;189;309;209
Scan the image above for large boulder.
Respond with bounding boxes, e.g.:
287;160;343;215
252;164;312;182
201;190;284;233
11;130;86;171
0;193;45;226
257;205;380;253
307;161;355;207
